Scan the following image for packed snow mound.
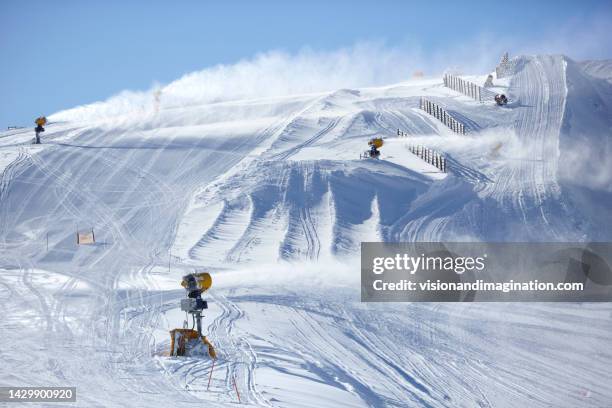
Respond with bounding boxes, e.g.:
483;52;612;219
177;159;432;264
1;54;612;407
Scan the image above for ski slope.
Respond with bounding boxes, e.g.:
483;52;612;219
1;55;611;407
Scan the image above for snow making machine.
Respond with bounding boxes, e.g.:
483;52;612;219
169;272;217;359
495;94;508;106
362;137;384;159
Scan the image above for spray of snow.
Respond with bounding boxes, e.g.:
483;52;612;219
48;42;506;123
400;127;525;159
49;44;410;122
214;257;359;291
558;134;612;192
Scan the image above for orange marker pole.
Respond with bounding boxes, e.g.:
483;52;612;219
232;374;241;403
207;359;215;391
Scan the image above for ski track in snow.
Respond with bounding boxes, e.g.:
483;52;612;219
483;56;566;237
0;55;611;407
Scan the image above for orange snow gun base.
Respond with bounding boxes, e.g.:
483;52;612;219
169;328;216;358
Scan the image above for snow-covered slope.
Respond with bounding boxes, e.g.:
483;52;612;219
1;55;611;407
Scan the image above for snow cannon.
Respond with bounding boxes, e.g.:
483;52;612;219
366;137;384;158
495;94;508;106
169;272;216;359
34;116;47;145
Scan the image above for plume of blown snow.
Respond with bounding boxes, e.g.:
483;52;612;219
50;43;424;123
214;257;360;291
400;127;524;159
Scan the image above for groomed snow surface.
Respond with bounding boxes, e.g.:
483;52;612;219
1;55;611;407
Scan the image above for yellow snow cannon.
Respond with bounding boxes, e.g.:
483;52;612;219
170;272;216;359
34;116;47;145
368;137;384;149
366;137;384;158
181;272;212;293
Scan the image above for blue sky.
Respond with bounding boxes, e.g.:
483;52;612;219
1;0;611;129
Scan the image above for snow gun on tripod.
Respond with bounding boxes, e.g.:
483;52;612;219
360;137;384;159
169;272;216;358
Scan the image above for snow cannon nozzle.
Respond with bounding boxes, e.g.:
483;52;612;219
181;271;212;298
368;137;384;149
